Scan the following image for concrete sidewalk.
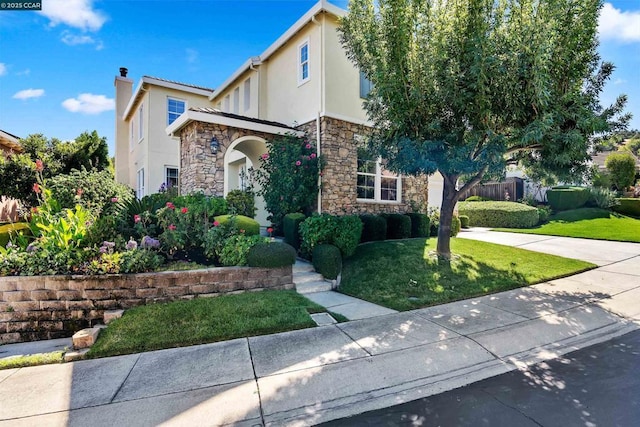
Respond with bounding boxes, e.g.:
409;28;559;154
1;231;639;426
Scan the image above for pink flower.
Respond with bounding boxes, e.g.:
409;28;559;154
32;183;41;194
181;207;188;214
305;143;312;149
35;159;44;172
168;224;177;231
134;214;141;223
166;202;175;210
76;188;83;196
31;207;38;214
111;197;118;203
267;227;274;234
240;229;245;234
295;160;301;166
310;153;316;159
213;220;220;227
261;153;269;160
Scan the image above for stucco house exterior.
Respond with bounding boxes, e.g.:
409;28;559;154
114;70;215;198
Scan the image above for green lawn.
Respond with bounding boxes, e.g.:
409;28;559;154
495;208;640;243
88;290;325;358
339;238;594;311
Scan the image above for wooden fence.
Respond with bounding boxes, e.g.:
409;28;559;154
459;177;524;201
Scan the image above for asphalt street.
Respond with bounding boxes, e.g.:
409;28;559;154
321;329;640;427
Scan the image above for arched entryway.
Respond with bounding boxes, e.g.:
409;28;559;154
223;136;270;226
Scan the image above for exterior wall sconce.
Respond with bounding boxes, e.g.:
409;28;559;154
210;136;220;154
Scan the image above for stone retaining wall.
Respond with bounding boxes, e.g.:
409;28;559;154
0;266;293;344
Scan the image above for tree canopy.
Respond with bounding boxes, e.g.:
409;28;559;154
339;0;630;257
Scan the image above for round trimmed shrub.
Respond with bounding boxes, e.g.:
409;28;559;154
450;215;461;236
464;195;492;202
405;213;430;237
546;186;590;212
459;215;470;229
359;214;387;242
613;198;640;217
386;213;411;239
247;242;297;268
283;213;306;249
312;244;342;280
299;214;362;258
458;201;539;228
225;190;256;218
214;215;260;236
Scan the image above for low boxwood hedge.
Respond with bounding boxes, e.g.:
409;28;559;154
359;214;387;242
214;215;260;236
406;213;430;238
312;244;342;280
247;242;297;268
546;186;590;211
283;213;305;249
386;214;411;239
613;198;640;217
458;201;539;228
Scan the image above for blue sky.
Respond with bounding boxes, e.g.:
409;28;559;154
0;0;638;156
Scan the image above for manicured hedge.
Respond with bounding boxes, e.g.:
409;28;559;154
450;216;461;236
406;213;430;238
546;186;590;211
283;213;305;249
214;215;260;236
359;214;387;242
386;214;411;239
458;201;539;228
312;244;342;280
247;242;297;268
299;214;363;258
613;198;640;217
459;215;470;229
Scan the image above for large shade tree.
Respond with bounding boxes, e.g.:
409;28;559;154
339;0;630;258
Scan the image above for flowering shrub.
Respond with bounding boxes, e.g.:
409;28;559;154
218;234;269;266
253;134;323;231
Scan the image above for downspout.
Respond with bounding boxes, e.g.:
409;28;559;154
312;13;323;214
316;112;322;214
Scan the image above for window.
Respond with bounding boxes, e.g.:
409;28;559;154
136;168;145;199
357;150;401;202
244;78;251;112
223;95;230;112
165;166;179;190
138;104;144;141
233;87;240;114
168;98;185;125
298;40;309;84
360;71;374;99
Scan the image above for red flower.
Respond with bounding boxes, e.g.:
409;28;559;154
267;227;274;234
213;220;220;227
32;183;41;194
295;160;301;166
166;202;175;210
35;159;44;172
134;214;141;223
261;153;269;160
31;207;38;214
305;143;312;149
181;207;188;214
168;224;177;231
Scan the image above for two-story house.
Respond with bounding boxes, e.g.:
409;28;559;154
163;0;432;226
114;70;214;198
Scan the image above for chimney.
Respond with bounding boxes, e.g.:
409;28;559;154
119;67;128;77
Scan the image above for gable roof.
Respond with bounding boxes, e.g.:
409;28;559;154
210;0;347;101
0;130;22;152
592;149;640;171
123;76;215;120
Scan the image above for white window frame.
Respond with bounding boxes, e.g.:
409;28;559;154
356;156;402;203
298;39;310;86
223;95;230;112
165;166;179;190
167;97;186;126
243;78;251;112
136;168;145;199
233;87;240;114
360;71;374;99
138;103;144;142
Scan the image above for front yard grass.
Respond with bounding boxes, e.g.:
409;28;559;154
339;238;594;311
0;351;64;370
494;208;640;243
87;290;325;358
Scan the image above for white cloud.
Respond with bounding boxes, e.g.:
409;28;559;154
0;63;6;76
39;0;107;32
614;78;627;85
13;89;45;100
16;69;30;76
186;48;199;64
61;31;104;49
599;3;640;43
62;93;114;114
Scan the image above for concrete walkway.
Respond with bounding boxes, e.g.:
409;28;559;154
1;231;639;426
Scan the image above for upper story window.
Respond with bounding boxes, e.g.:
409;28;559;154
136;168;145;199
168;98;186;125
223;95;230;112
233;87;240;114
138;104;144;142
356;149;401;202
360;71;374;99
298;40;309;85
244;78;251;112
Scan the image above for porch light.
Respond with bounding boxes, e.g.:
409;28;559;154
210;136;220;154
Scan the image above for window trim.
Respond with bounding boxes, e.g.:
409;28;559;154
165;166;179;190
298;38;310;86
167;97;187;126
138;103;144;143
223;95;230;112
360;71;374;99
233;87;240;114
356;156;402;204
136;168;145;199
243;78;251;112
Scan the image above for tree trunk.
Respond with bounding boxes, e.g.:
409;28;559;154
436;173;459;259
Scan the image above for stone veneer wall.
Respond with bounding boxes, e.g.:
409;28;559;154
298;117;429;215
179;121;275;196
0;266;293;344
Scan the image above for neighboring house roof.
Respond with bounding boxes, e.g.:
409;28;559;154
592;150;640;171
0;129;22;152
167;107;303;138
123;76;215;120
210;0;346;101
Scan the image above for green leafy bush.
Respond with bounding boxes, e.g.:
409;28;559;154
218;234;268;266
0;222;31;248
459;215;470;229
450;215;461;237
299;214;363;258
428;207;440;236
226;190;256;218
385;214;411;239
464;195;492;201
458;201;539;228
613;198;640;217
537;206;552;223
214;215;260;236
119;249;163;273
587;187;619;209
546;186;590;211
312;244;342;280
359;214;387;242
247;242;297;268
283;213;306;249
605;152;637;191
405;213;430;237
